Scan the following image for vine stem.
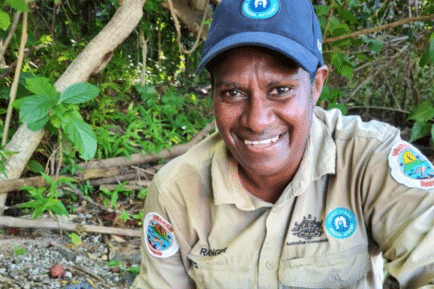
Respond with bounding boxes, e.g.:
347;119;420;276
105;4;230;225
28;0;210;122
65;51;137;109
2;12;28;147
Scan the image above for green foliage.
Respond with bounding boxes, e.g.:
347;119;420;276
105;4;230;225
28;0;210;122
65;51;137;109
408;101;434;144
18;173;74;219
68;233;83;246
100;182;130;209
0;9;10;31
6;0;29;12
0;149;17;178
13;244;25;256
18;77;99;160
119;210;132;222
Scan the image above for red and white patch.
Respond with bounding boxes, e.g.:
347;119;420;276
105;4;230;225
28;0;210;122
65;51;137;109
144;212;179;258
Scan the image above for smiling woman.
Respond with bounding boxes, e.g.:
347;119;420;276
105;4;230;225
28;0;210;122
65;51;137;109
211;47;328;202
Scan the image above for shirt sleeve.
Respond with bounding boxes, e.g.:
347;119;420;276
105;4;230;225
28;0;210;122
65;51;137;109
362;139;434;288
131;181;195;289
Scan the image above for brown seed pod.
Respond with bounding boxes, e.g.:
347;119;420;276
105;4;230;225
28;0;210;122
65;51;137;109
48;264;66;279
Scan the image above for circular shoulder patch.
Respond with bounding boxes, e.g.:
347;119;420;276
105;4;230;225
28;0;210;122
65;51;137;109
326;208;357;239
389;142;434;189
144;212;179;258
242;0;279;19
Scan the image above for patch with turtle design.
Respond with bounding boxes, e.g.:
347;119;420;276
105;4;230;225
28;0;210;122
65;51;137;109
144;212;179;258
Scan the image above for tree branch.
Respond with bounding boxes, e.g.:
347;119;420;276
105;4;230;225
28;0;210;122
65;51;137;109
0;216;141;237
324;15;434;44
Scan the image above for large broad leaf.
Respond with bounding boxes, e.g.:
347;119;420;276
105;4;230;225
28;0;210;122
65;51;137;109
409;121;432;143
27;114;49;131
63;116;97;160
408;101;434;122
59;82;100;104
19;94;56;123
0;9;10;30
25;77;59;100
6;0;29;12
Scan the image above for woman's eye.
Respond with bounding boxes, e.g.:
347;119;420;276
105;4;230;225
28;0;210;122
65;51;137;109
220;89;245;102
270;87;291;95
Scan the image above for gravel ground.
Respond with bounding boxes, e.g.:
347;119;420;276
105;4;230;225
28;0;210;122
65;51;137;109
0;215;141;289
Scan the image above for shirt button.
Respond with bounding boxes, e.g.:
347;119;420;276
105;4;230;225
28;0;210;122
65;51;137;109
266;261;274;269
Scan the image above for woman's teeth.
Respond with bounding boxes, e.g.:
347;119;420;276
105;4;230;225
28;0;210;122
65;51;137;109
244;135;280;146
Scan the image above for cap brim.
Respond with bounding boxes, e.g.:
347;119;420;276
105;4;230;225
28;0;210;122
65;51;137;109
196;32;320;75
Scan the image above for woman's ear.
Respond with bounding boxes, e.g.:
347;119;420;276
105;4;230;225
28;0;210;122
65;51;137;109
312;65;329;105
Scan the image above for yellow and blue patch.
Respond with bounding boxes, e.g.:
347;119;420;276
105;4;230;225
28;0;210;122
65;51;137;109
389;142;434;189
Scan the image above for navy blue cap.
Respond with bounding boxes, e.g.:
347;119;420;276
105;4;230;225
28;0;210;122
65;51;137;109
196;0;324;74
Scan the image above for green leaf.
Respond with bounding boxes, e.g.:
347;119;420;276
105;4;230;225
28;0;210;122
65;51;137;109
0;9;11;30
409;121;432;142
47;199;69;216
19;95;55;124
339;9;359;24
25;77;58;99
408;101;434;122
368;39;383;53
59;82;100;104
27;160;45;174
328;103;347;115
420;49;431;67
63;117;97;160
331;53;354;77
6;0;29;12
27;114;49;131
314;5;330;16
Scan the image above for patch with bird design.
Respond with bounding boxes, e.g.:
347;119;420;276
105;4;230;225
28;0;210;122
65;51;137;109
144;212;179;258
389;142;434;189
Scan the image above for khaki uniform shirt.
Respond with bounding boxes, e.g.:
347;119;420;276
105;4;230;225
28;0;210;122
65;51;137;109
132;107;434;288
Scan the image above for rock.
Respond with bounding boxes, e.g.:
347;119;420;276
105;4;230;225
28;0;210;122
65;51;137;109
48;264;66;279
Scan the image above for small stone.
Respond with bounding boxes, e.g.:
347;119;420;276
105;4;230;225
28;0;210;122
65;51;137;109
48;264;66;279
101;254;108;261
65;271;72;279
75;255;83;263
87;253;97;260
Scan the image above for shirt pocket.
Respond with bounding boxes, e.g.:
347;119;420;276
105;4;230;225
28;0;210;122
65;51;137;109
188;256;251;289
278;245;372;288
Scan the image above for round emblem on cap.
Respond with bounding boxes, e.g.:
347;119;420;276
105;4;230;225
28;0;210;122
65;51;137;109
326;208;357;239
242;0;279;19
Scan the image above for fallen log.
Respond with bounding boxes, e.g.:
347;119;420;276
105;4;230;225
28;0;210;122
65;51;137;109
0;121;214;195
0;216;141;237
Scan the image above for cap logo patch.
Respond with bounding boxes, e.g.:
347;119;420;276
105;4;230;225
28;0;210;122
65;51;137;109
242;0;279;19
389;142;434;189
326;208;357;239
144;212;179;258
317;39;322;53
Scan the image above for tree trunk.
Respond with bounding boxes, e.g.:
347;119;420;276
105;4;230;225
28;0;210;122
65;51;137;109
162;0;211;41
0;0;147;214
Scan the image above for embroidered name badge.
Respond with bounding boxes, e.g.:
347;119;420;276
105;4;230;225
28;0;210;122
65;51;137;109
144;212;179;258
389;142;434;189
326;208;357;239
242;0;279;19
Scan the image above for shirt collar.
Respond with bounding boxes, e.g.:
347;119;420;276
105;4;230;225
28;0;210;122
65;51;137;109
211;110;336;210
